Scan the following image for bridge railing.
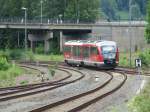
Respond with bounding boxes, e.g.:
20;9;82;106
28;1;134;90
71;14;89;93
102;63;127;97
0;18;95;25
0;17;146;25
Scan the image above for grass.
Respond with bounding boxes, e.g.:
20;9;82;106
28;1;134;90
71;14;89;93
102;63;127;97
34;54;64;62
0;65;25;87
119;52;139;67
128;80;150;112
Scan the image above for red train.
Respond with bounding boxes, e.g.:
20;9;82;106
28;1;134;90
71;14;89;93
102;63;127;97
63;40;119;69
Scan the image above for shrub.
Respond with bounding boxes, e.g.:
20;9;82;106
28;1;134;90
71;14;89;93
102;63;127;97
35;44;44;54
0;57;10;70
0;50;9;60
22;50;35;61
138;49;150;67
9;49;24;60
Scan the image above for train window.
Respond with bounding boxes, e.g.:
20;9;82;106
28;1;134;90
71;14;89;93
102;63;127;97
83;47;90;58
72;46;81;57
64;46;71;52
90;47;98;55
101;46;116;59
101;46;116;54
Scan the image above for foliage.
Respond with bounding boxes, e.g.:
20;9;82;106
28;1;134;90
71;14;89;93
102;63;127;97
119;55;129;67
0;57;10;70
138;49;150;67
65;0;100;22
0;65;23;80
128;81;150;112
0;64;24;87
101;0;146;20
34;54;63;62
25;50;35;61
101;0;117;20
119;52;137;67
9;49;24;60
0;49;35;61
131;3;141;20
35;44;44;54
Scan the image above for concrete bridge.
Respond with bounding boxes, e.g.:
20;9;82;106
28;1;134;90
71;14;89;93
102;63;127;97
0;19;147;52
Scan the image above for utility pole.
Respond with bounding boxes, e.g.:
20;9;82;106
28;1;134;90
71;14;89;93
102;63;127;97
129;0;132;68
41;0;43;24
76;0;80;23
22;7;27;52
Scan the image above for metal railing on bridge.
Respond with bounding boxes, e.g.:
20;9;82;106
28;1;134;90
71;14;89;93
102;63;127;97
0;18;96;25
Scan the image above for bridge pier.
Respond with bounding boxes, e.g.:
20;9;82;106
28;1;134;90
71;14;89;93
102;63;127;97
44;40;50;54
28;31;53;53
60;31;63;52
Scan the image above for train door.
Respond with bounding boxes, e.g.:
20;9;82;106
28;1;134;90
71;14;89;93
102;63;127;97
82;46;90;61
72;46;81;60
90;46;99;62
64;45;72;59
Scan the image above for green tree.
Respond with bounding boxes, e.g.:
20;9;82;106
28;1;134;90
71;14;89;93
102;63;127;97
64;0;100;22
101;0;117;20
131;4;141;20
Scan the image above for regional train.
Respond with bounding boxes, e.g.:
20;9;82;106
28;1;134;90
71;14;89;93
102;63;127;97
63;40;119;69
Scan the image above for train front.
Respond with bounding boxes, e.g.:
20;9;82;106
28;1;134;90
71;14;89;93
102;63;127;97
97;41;119;68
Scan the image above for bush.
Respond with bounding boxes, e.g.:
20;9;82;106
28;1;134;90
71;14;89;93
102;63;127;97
0;50;9;60
9;49;24;60
0;57;10;70
35;44;44;54
119;56;128;67
0;65;23;81
23;50;35;61
139;49;150;67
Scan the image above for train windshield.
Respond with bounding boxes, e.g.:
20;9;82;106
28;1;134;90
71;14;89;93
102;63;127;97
101;46;116;59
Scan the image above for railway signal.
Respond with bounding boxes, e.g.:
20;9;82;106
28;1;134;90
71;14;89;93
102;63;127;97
135;58;142;75
135;58;142;68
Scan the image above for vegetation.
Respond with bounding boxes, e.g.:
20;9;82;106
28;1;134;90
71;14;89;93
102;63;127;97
119;49;150;67
34;54;63;62
119;52;138;67
0;49;35;61
0;63;24;87
128;81;150;112
138;49;150;67
0;57;10;70
100;0;146;20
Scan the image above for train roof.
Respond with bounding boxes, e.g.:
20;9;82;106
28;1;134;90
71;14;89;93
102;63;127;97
64;40;117;46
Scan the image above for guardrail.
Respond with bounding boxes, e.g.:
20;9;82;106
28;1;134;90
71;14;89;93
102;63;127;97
0;18;95;24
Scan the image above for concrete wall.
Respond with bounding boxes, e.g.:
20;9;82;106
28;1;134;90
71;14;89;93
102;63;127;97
92;23;149;52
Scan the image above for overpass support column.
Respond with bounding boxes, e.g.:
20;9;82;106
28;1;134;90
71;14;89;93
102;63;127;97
60;31;63;52
30;41;35;52
30;41;33;51
44;40;49;54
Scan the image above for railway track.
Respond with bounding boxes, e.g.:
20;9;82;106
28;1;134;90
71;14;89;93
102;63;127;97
0;65;71;94
25;61;150;76
29;71;126;112
0;61;148;112
0;65;85;102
